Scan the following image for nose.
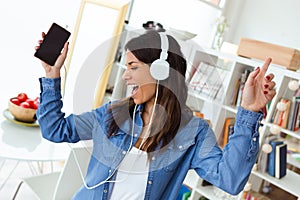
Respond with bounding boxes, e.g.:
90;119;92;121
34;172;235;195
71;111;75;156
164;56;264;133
122;69;131;81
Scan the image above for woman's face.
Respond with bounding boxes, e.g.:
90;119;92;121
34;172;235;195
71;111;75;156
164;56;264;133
122;50;157;105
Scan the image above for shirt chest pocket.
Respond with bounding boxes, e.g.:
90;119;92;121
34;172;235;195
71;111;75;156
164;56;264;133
162;140;195;173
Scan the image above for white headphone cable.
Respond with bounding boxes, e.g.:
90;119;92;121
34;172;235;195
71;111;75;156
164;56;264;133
68;104;137;189
138;80;159;150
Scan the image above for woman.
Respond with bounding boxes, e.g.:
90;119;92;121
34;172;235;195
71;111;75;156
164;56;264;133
36;30;276;199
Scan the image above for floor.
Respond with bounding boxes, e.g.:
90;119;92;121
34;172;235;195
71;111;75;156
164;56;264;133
0;159;63;200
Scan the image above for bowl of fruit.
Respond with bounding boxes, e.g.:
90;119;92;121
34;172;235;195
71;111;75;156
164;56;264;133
8;93;39;123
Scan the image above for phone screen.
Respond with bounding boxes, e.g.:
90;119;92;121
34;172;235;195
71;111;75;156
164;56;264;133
34;23;71;66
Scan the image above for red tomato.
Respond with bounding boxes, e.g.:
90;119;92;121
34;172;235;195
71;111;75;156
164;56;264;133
34;97;40;103
32;101;39;109
25;99;35;108
11;98;21;106
20;101;31;108
17;93;28;102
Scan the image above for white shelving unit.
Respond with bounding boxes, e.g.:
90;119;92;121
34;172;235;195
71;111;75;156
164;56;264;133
185;46;300;200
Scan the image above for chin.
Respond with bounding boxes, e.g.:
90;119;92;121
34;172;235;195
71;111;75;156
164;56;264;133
132;97;142;105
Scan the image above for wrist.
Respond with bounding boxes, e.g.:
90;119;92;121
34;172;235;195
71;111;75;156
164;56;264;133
240;103;260;113
45;69;60;78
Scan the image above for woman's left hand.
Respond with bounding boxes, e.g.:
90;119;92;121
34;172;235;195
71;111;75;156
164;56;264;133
241;58;276;112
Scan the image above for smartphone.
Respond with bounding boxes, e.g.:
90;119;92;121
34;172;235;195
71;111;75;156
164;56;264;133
34;23;71;66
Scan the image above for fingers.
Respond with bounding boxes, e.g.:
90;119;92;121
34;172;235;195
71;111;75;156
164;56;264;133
263;73;276;99
35;32;46;50
61;42;69;57
263;80;276;90
265;73;274;82
264;86;276;100
260;57;272;76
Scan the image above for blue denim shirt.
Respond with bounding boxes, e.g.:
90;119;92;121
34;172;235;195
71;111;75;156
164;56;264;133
37;77;263;200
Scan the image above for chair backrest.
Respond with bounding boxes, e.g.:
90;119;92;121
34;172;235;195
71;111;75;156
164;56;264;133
53;146;92;199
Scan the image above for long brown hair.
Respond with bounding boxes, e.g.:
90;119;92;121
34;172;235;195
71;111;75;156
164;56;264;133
107;30;192;152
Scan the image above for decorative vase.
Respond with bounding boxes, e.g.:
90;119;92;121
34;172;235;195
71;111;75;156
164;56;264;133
212;32;224;50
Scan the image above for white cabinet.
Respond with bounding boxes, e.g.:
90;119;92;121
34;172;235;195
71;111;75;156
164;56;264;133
186;46;300;200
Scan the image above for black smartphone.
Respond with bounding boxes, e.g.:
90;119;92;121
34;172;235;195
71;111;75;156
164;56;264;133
34;23;71;66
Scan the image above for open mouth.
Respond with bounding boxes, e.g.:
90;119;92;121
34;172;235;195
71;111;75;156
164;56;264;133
128;84;139;97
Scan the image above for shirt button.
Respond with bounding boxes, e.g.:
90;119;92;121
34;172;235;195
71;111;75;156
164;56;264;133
109;169;112;173
134;134;138;137
253;137;257;142
104;189;108;193
122;151;127;155
148;180;153;185
151;156;156;161
179;145;183;149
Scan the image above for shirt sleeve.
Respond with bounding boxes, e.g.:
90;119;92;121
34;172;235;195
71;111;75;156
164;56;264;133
191;106;263;195
36;77;106;143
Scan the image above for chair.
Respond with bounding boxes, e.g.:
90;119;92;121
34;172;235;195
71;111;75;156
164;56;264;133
13;146;92;200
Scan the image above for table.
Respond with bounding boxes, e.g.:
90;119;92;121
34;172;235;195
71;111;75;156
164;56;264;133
0;111;70;191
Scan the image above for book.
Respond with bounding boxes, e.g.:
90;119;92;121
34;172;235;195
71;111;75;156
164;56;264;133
231;78;241;106
235;69;251;106
267;139;284;177
189;62;208;92
280;99;291;129
287;96;297;130
290;100;300;131
189;62;229;100
270;98;291;128
219;117;235;148
275;143;287;179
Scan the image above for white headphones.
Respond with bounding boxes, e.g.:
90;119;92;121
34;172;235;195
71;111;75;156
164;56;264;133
150;32;170;80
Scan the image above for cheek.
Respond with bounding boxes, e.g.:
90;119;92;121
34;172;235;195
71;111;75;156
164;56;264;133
139;84;157;98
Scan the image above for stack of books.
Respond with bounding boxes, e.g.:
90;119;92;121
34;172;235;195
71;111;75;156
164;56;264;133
267;139;287;179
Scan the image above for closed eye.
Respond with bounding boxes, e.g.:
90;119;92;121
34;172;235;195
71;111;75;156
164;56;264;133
130;67;138;70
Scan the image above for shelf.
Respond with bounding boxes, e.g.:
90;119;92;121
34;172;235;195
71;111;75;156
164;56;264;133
183;170;220;200
188;90;219;103
193;185;217;200
287;154;300;169
252;169;300;197
183;170;198;188
264;122;300;140
115;62;126;69
222;105;238;114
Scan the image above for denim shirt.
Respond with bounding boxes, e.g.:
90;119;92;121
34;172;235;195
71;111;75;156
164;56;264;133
37;77;263;200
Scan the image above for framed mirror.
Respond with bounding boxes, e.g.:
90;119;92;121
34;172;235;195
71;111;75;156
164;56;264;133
62;0;129;114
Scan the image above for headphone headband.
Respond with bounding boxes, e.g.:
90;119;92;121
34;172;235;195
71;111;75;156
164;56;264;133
150;32;170;81
159;32;168;60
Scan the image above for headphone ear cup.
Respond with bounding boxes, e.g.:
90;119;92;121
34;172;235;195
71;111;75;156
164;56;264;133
150;59;170;80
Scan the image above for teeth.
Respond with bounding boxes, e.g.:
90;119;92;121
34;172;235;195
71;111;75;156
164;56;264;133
128;84;139;95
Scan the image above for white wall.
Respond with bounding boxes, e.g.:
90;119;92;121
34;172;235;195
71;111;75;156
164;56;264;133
0;0;81;101
0;0;221;103
225;0;300;49
128;0;221;47
1;0;300;103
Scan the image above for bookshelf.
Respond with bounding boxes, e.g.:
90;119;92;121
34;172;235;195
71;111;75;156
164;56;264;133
185;46;300;200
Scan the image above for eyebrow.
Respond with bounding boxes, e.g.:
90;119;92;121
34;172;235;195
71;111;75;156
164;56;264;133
127;61;138;66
